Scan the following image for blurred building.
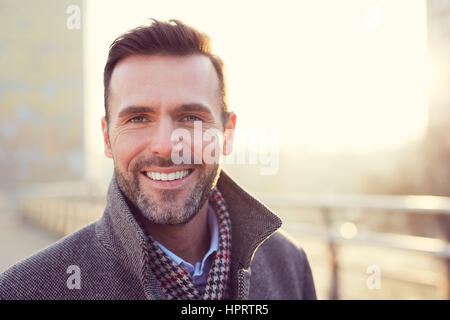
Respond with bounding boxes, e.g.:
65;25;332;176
0;0;84;190
427;0;450;131
423;0;450;197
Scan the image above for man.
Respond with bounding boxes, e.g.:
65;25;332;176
0;19;316;300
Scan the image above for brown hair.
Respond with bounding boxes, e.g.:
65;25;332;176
103;19;228;125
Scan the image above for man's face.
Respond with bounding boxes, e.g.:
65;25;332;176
102;54;235;225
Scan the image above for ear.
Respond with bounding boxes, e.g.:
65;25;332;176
223;112;236;156
101;117;113;159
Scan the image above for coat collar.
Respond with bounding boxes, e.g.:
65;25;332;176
216;170;282;268
95;170;282;299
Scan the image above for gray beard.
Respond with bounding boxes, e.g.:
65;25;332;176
115;160;221;225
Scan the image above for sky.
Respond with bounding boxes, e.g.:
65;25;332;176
82;0;429;185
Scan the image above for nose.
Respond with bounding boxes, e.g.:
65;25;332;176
150;118;174;159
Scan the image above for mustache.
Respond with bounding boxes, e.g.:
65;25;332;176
132;156;202;171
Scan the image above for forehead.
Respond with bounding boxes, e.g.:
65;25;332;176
109;54;221;117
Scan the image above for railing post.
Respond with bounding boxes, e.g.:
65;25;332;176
321;207;339;300
439;214;450;299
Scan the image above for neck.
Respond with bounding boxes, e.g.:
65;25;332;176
138;201;210;265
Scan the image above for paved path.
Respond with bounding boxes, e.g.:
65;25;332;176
0;195;60;273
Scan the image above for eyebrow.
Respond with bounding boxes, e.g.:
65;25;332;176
176;103;214;117
118;105;156;118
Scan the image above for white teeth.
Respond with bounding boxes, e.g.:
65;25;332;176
145;170;190;181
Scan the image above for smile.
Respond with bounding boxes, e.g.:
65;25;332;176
144;169;193;181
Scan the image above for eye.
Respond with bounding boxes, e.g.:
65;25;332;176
181;115;202;122
128;116;148;123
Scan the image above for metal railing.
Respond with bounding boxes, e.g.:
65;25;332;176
257;192;450;299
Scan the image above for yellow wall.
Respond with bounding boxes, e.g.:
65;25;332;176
0;0;84;186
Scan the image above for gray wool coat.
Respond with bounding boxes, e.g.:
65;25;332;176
0;171;316;300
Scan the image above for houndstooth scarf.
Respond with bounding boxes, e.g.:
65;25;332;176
146;187;232;300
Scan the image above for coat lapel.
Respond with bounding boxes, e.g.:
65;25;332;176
216;170;282;298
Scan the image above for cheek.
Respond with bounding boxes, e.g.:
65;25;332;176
200;129;223;165
112;130;150;171
176;129;218;166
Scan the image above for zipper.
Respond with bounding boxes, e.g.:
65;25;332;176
237;269;249;300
